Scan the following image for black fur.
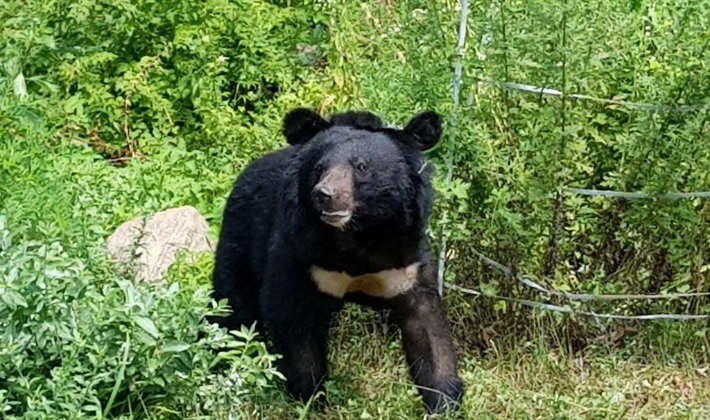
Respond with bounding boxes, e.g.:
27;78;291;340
210;108;463;414
329;110;383;130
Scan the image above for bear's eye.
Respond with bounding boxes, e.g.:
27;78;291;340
356;162;367;172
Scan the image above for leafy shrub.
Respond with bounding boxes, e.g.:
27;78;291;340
1;0;330;154
0;214;282;419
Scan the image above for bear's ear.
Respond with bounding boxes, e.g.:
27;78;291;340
403;111;443;151
283;108;331;145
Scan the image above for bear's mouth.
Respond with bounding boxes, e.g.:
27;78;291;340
320;210;352;228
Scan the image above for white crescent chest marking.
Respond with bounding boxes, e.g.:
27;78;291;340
309;263;420;298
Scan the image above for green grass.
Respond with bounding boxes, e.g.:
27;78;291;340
237;305;710;420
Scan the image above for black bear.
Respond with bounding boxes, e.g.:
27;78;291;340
210;107;463;414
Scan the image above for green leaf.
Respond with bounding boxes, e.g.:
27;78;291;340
162;341;191;353
27;76;59;93
1;289;28;309
13;72;27;100
480;283;499;297
132;315;160;339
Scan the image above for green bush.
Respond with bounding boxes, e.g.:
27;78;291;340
0;214;283;419
1;0;330;153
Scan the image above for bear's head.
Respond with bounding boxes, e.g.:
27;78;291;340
283;108;442;232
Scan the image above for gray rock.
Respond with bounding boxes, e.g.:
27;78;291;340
106;206;214;282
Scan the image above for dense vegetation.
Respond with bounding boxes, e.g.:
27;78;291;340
2;0;710;418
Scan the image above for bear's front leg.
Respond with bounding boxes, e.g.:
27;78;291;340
260;271;340;404
278;331;330;402
390;284;464;414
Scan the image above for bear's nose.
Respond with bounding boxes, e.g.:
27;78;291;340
312;185;334;207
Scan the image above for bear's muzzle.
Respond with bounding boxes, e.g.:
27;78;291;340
312;165;354;228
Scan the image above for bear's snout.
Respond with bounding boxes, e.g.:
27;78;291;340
312;185;334;206
312;165;354;227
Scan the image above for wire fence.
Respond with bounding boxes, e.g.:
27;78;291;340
437;0;470;296
469;247;710;301
494;80;710;114
562;188;710;200
440;0;710;321
446;283;710;321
